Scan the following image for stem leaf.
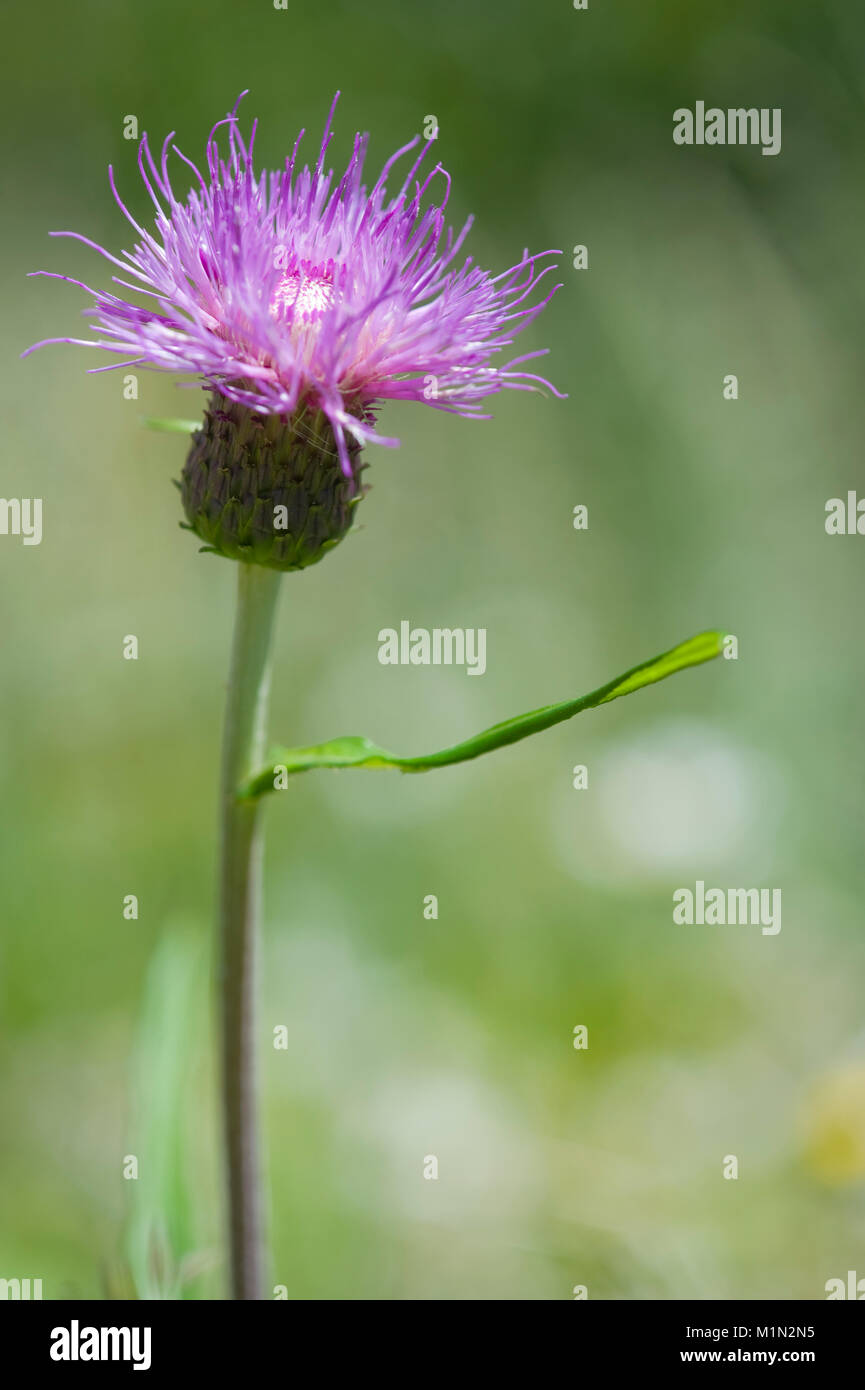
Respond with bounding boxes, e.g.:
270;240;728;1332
240;628;726;800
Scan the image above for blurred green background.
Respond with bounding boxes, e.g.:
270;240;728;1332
2;0;865;1299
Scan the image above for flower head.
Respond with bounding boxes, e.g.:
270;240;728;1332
26;94;563;568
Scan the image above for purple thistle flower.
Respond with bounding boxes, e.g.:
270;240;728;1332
27;94;564;571
26;93;563;475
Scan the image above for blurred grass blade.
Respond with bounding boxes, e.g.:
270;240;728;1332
143;416;201;434
123;929;207;1300
241;629;726;800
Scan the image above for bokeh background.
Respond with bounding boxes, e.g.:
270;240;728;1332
2;0;865;1299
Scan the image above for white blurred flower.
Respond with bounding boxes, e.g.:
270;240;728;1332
550;716;787;885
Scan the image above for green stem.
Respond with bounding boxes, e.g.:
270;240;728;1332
218;562;282;1300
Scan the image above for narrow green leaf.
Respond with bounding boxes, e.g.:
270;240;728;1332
123;929;208;1300
143;416;202;434
240;629;727;801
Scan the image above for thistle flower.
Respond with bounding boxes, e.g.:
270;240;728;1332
25;93;563;568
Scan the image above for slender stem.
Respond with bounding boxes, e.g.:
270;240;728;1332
218;561;282;1300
